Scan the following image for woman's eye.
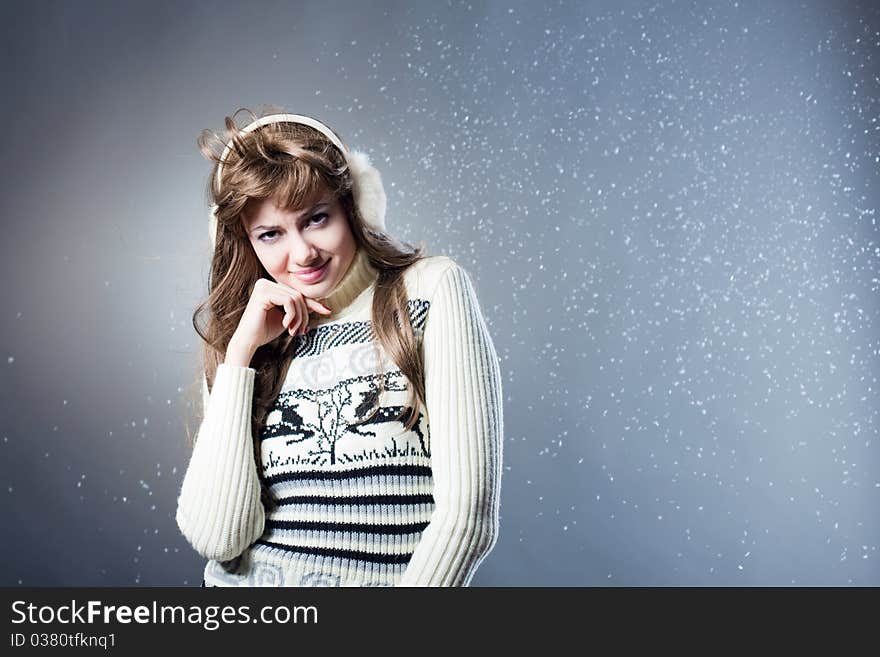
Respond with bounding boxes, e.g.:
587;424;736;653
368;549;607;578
257;214;327;242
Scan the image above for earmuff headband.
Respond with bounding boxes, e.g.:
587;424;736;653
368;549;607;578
213;113;348;196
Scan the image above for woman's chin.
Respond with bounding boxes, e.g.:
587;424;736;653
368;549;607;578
290;275;334;298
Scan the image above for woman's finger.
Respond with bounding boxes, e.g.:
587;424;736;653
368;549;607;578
304;297;333;315
261;288;300;334
268;280;333;315
299;296;311;335
282;297;298;335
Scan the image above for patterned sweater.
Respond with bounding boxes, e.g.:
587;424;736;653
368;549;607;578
175;248;504;586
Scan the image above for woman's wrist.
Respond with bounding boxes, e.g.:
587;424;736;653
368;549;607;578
225;336;256;368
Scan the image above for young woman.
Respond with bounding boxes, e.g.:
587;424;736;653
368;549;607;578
175;108;503;587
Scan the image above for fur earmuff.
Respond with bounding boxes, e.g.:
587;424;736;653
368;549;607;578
346;149;387;233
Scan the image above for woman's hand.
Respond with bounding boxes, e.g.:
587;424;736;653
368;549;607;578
227;278;333;362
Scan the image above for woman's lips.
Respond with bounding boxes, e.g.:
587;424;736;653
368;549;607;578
294;259;330;283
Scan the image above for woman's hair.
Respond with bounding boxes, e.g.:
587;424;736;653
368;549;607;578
184;106;428;509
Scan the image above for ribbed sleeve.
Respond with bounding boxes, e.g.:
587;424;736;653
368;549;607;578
175;364;266;562
396;263;504;586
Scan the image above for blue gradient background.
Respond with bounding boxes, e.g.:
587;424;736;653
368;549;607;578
1;0;877;585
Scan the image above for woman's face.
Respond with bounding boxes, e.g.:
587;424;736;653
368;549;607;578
242;189;357;300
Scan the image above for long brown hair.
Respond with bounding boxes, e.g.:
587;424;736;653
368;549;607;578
184;106;428;509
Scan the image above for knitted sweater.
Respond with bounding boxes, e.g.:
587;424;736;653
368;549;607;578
175;248;504;586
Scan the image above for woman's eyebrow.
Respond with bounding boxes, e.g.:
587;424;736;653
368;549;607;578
249;201;331;232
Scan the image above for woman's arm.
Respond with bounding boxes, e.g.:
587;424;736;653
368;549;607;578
175;364;266;561
397;262;504;586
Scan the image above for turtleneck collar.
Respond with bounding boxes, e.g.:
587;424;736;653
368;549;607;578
310;247;378;325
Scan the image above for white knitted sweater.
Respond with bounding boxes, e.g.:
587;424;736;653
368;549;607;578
175;248;503;586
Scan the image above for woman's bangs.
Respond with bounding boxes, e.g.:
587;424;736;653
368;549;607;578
274;164;336;213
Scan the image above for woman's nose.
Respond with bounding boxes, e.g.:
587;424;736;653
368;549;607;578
288;237;320;268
